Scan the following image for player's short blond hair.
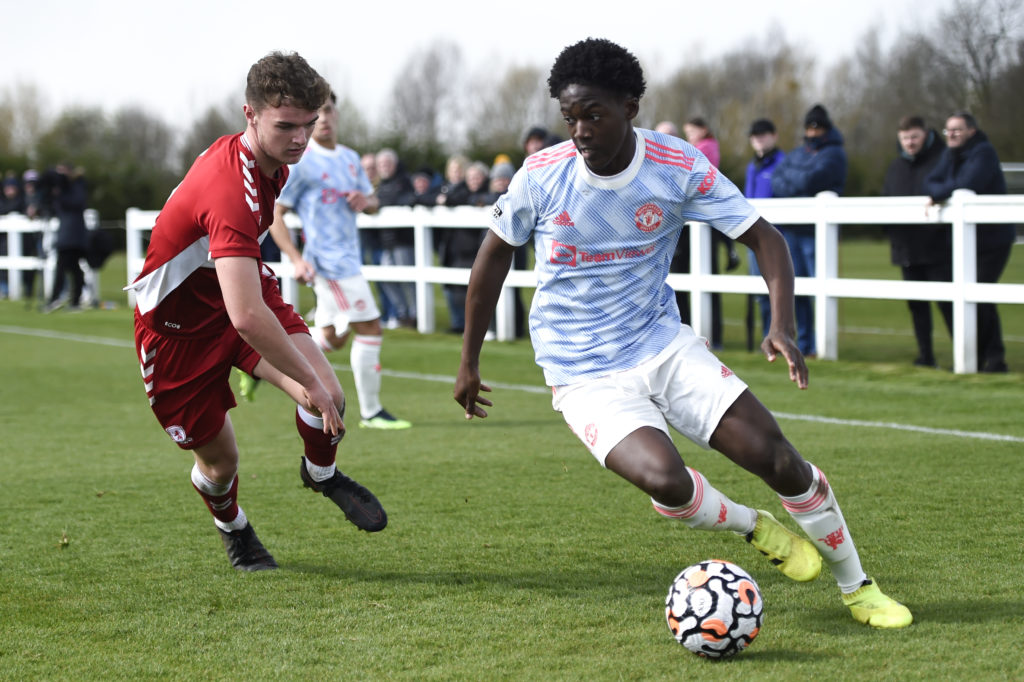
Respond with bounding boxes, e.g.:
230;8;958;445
245;51;330;113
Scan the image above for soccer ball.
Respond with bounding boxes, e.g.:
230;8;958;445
665;559;763;659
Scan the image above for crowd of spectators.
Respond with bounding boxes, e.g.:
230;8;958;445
2;110;1015;370
0;165;100;309
341;132;545;334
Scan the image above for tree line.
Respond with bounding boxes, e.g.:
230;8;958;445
0;0;1019;222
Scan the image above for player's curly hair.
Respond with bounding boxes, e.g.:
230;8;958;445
246;51;330;112
547;38;646;100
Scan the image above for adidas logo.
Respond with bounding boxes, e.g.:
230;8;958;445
553;210;574;227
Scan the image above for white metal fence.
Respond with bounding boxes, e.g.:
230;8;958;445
2;191;1020;373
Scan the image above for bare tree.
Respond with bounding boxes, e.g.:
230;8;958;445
384;40;463;150
178;94;240;172
934;0;1024;112
464;64;557;156
112;107;176;170
648;37;813;175
333;93;372;153
0;82;50;160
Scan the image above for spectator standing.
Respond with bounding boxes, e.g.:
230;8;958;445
488;161;515;198
411;167;440;206
125;52;387;572
0;175;25;214
44;165;90;312
880;116;951;368
358;150;395;322
744;118;786;340
19;170;46;302
522;126;562;156
268;91;411;429
21;170;46;220
0;174;24;298
654;121;679;137
374;148;417;328
683;117;740;347
683;117;721;167
770;104;848;357
455;37;911;629
435;156;483;333
922;112;1015;373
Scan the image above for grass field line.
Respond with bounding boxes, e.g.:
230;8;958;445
723;318;1024;344
5;323;1021;445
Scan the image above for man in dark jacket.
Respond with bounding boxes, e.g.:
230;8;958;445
881;116;950;367
744;118;785;342
44;165;89;312
374;148;417;327
923;112;1015;373
770;104;848;356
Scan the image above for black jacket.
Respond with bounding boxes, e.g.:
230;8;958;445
922;129;1015;253
881;130;949;267
375;172;415;249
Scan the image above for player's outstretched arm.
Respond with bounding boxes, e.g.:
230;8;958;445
217;256;343;433
735;217;808;389
454;231;516;419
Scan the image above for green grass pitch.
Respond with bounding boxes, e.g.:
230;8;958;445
0;242;1021;680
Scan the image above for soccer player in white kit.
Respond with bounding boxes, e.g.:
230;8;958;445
268;91;411;430
454;38;911;629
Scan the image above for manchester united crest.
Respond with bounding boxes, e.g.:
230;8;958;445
635;202;664;232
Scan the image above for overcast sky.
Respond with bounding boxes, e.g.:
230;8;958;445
1;0;934;129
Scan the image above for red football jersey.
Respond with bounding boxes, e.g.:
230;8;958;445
128;133;288;337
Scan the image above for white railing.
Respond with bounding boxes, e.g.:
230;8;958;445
0;210;102;304
94;191;1024;373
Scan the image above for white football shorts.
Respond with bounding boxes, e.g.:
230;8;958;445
313;274;381;331
551;327;748;466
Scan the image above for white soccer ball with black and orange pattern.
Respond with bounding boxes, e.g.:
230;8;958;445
665;559;763;658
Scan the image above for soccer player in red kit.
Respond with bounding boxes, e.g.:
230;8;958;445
127;52;386;571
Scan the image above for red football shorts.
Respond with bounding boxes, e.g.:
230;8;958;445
134;277;308;450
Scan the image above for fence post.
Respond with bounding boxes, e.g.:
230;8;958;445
689;221;713;340
815;191;839;360
7;216;24;300
950;189;978;374
412;209;436;334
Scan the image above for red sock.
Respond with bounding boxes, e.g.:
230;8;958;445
295;406;342;466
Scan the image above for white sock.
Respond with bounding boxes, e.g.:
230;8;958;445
780;464;867;593
652;467;757;534
351;334;383;418
303;456;337;482
213;507;248;532
190;463;230;496
310;326;334;352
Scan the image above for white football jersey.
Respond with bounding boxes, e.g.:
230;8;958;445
278;139;373;280
489;128;758;386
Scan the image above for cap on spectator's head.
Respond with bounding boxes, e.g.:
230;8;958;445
3;177;18;188
522;126;548;147
491;162;515;180
749;118;776;136
804;104;832;130
23;169;39;182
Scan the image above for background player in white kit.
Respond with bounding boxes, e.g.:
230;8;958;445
453;38;912;629
268;91;411;430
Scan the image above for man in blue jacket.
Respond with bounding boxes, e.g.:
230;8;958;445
744;118;785;342
770;105;848;357
923;112;1015;373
